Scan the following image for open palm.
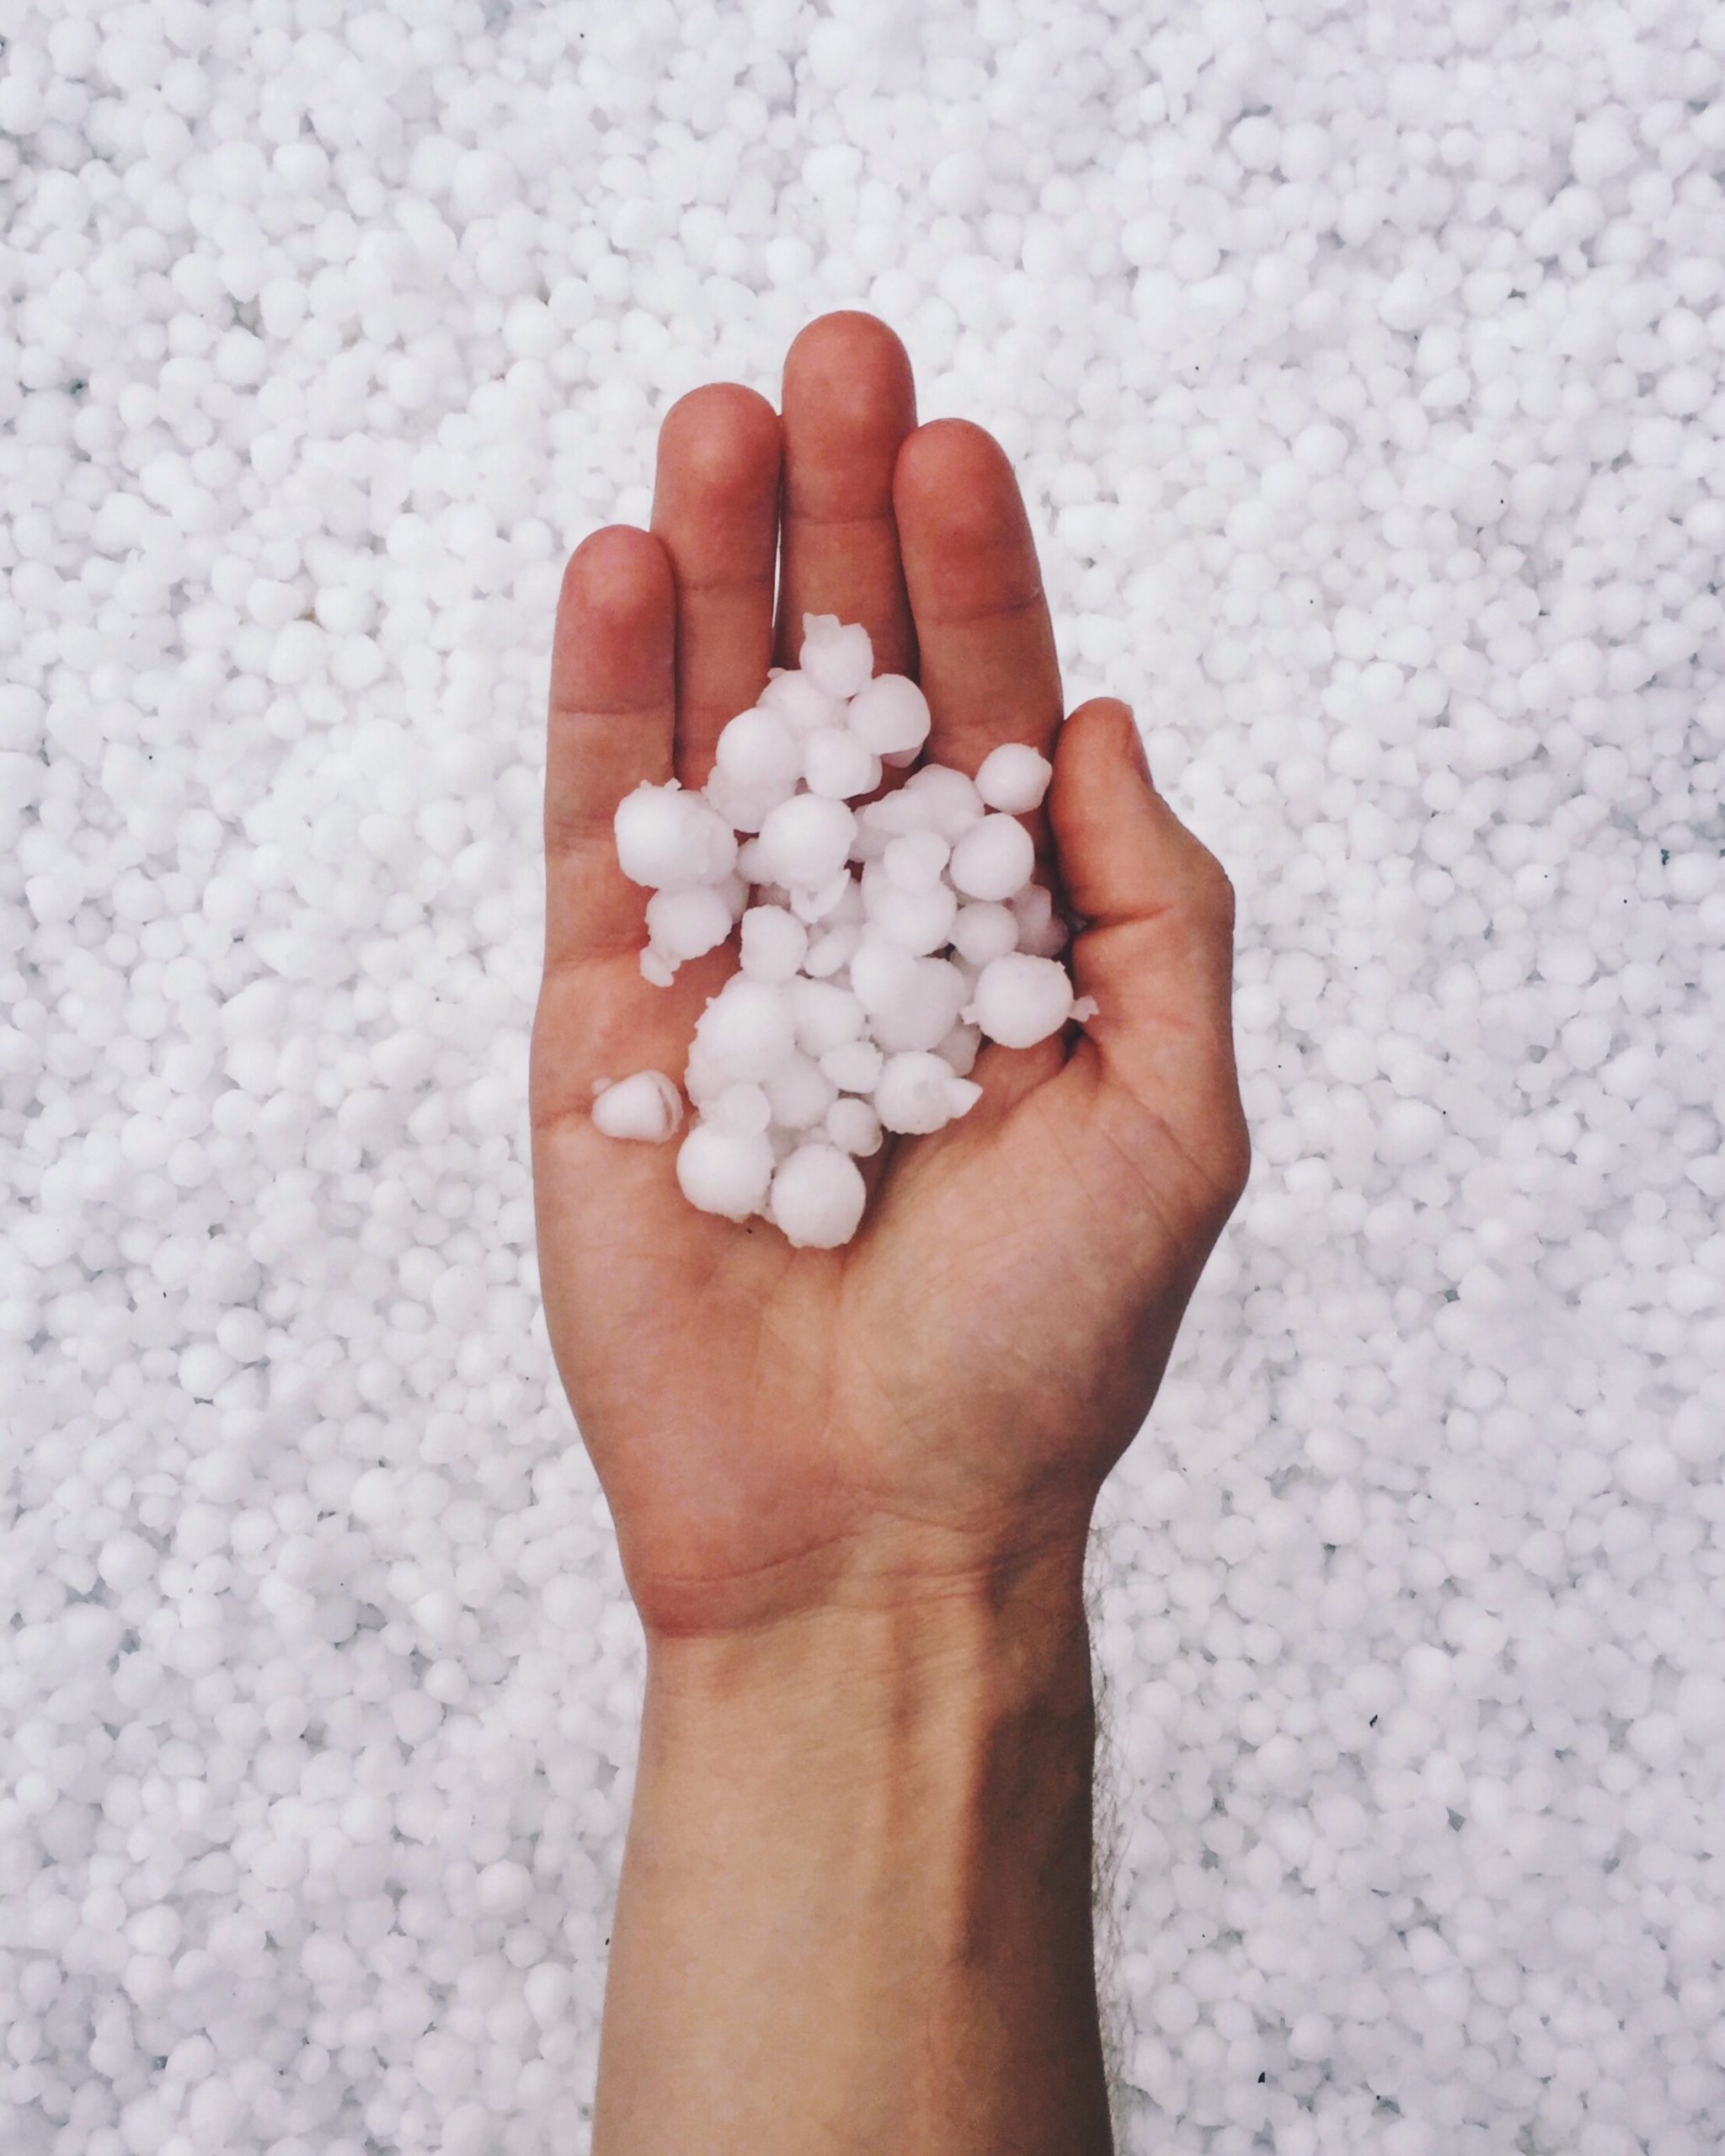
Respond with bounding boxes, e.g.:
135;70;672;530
530;314;1248;1641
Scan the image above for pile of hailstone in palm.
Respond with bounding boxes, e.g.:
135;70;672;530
590;614;1094;1246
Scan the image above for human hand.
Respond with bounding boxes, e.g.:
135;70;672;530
530;312;1248;1643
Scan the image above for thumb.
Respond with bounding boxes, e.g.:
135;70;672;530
1047;699;1247;1182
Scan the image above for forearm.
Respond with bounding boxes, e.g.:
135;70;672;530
593;1548;1113;2155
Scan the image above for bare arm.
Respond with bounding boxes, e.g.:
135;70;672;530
597;1564;1110;2153
530;311;1247;2154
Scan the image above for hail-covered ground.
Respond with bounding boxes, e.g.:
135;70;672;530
3;1;1722;2151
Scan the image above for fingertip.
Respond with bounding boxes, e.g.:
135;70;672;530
561;525;674;622
655;382;782;503
781;312;917;520
784;312;915;413
893;417;1017;532
1056;696;1141;768
1048;697;1146;836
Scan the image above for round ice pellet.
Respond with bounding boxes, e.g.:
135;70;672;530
950;901;1019;965
825;1096;884;1156
1012;880;1067;957
820;1038;884;1092
676;1123;774;1219
764;1051;837;1131
740;905;808;982
875;1052;984;1134
615;782;736;888
803;726;882;800
715;706;804;793
789;868;854;923
645;883;732;964
709;1082;772;1134
757;668;841;734
692;978;798;1081
848;937;920;1020
883;830;950;890
975;742;1054;814
788;976;866;1054
682;1039;728;1107
767;1142;867;1247
804;919;863;977
869;956;969;1054
590;1070;682;1143
949;813;1037;902
846;672;932;758
903;762;985;839
966;952;1076;1048
1016;910;1068;958
704;766;782;835
860;867;958;954
858;788;932;841
798;613;874;698
756;793;857;889
933;1021;982;1077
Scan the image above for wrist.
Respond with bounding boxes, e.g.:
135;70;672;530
641;1533;1096;1745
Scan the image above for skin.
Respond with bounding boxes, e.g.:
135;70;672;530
529;312;1248;2153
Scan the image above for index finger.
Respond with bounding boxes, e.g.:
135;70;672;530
542;525;676;974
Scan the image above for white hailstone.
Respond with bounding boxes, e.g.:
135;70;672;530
708;1082;772;1135
766;1143;867;1248
477;1859;534;1916
859;861;959;953
614;781;738;888
882;830;950;889
828;873;866;924
965;953;1078;1048
803;725;882;799
820;1038;885;1093
763;1051;837;1131
703;766;783;835
1571;111;1638;189
875;1051;985;1134
644;883;732;965
824;1095;884;1156
846;672;932;759
523;1964;575;2031
590;1070;682;1143
739;905;808;982
714;707;804;794
948;813;1037;902
1010;879;1069;958
692;978;798;1081
788;867;854;923
681;1039;729;1107
757;668;841;734
974;741;1054;814
804;918;863;976
798;611;874;697
847;937;918;1020
755;792;857;889
857;787;934;841
903;762;985;839
788;976;866;1055
868;956;969;1054
933;1022;982;1077
950;900;1020;966
675;1123;774;1220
